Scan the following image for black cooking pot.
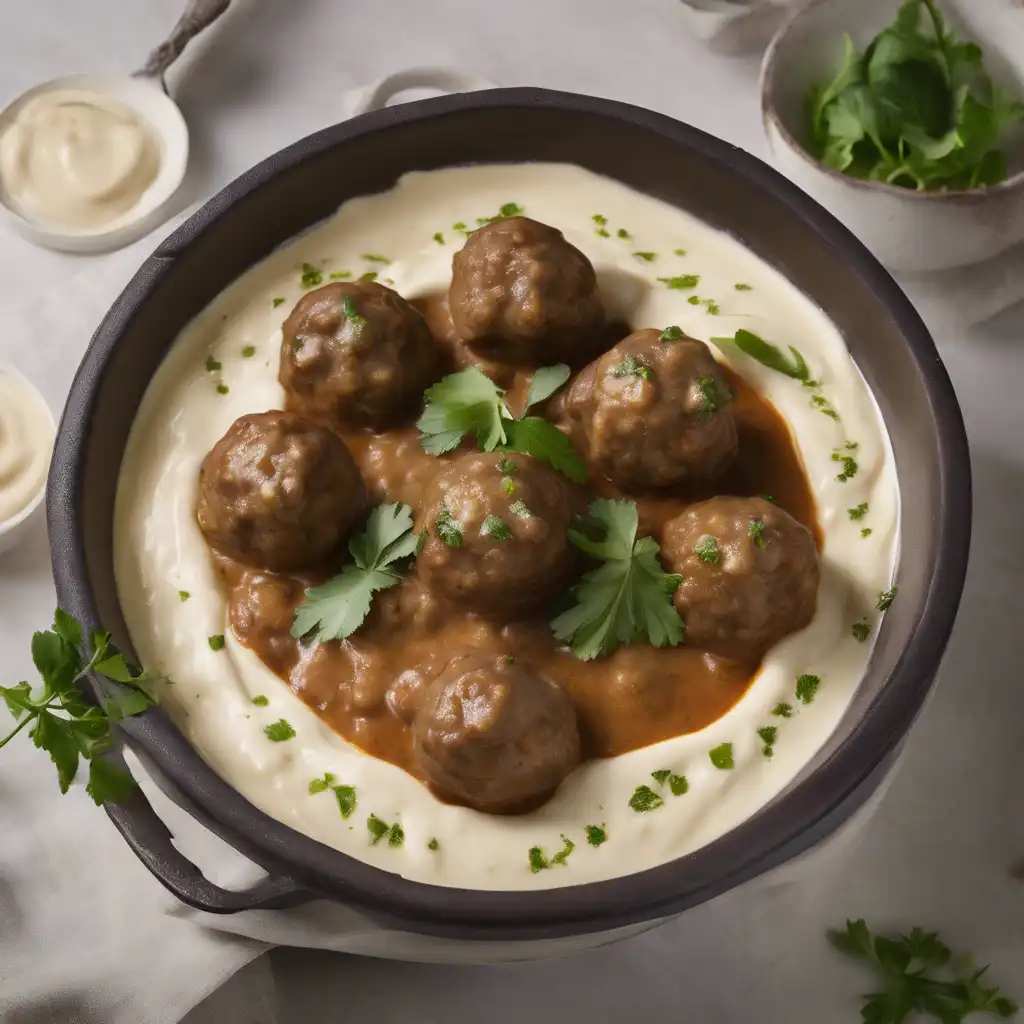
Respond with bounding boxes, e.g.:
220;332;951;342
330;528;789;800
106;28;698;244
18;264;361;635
47;88;971;943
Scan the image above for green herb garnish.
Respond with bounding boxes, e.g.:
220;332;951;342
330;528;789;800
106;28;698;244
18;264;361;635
551;499;685;661
509;500;533;519
596;228;610;238
796;674;821;705
300;262;323;288
878;586;899;612
208;635;225;652
388;822;404;847
433;232;444;245
735;283;753;291
651;769;671;785
709;743;734;770
749;519;767;548
178;591;190;602
629;784;664;813
660;325;684;342
272;297;286;307
610;356;653;381
367;814;389;844
308;772;336;795
263;719;295;742
592;214;607;225
251;695;269;707
481;514;512;541
329;271;352;280
758;725;778;758
852;619;871;642
334;785;357;819
673;248;687;256
435;506;463;548
848;502;869;520
657;274;700;291
633;251;657;262
500;202;523;217
528;846;548;872
0;610;159;805
772;702;794;718
862;527;874;538
359;271;378;282
585;824;607;847
694;534;720;565
808;1;1024;192
695;375;728;417
428;837;440;851
291;504;420;643
828;918;1019;1022
669;774;689;796
712;329;810;381
551;835;574;865
361;253;390;263
524;363;571;411
833;448;860;482
204;356;221;372
216;384;229;395
617;228;630;239
241;345;256;358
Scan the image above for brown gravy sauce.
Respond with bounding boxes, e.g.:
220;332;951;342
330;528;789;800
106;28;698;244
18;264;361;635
219;296;820;777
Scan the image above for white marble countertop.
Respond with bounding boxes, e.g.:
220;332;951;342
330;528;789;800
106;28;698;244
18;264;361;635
0;1;1022;1022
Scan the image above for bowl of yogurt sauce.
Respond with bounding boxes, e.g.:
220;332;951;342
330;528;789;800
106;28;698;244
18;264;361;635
0;364;55;557
0;73;188;253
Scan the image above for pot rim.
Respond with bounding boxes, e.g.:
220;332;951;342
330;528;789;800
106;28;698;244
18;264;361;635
47;86;971;936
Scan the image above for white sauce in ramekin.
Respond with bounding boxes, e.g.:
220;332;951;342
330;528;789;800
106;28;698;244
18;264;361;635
0;368;54;525
0;89;160;230
114;164;898;890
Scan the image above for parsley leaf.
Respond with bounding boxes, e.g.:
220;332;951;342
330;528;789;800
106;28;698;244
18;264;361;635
334;785;357;819
1;610;158;804
417;367;508;455
772;701;794;718
829;918;1019;1023
551;499;685;660
712;329;810;381
434;506;463;547
709;742;735;769
524;364;571;412
660;325;684;342
585;824;607;847
502;417;587;484
263;719;295;742
657;274;700;290
292;504;418;643
628;784;664;812
796;674;822;704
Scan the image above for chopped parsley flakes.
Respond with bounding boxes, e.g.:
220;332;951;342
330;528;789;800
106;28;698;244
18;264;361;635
628;784;664;813
435;507;463;548
329;270;352;280
333;786;357;818
529;835;574;872
695;534;720;565
669;774;689;796
657;274;700;290
216;384;229;395
651;769;671;785
772;702;794;718
204;356;221;373
433;232;444;245
251;695;269;707
509;500;533;519
208;634;225;652
481;514;512;541
359;271;378;282
796;674;821;704
241;345;256;358
696;375;728;417
611;355;654;381
758;725;778;758
617;228;630;239
848;503;869;520
877;587;899;612
300;262;323;288
862;527;873;538
178;590;190;602
367;814;389;844
633;251;657;262
585;824;607;847
308;772;336;795
832;449;859;482
428;837;440;851
735;283;753;291
272;297;286;307
592;214;607;226
361;253;390;263
852;619;871;642
749;519;767;548
709;743;735;770
660;325;684;342
263;719;296;742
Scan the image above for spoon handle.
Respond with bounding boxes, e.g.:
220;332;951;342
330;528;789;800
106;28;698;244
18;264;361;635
136;0;231;83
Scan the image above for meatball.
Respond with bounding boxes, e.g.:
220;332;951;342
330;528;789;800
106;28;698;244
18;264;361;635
566;328;738;492
662;496;819;662
280;281;441;429
412;653;581;813
416;452;574;616
197;410;367;572
449;217;605;366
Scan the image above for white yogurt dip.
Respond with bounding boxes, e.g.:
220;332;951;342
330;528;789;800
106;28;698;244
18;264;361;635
0;368;54;526
114;163;898;889
0;89;160;230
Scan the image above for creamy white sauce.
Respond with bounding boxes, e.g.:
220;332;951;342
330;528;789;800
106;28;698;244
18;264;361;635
114;164;899;890
0;89;160;230
0;369;54;525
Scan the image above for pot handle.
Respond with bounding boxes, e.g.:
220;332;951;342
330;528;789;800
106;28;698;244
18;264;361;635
101;751;308;914
345;67;497;117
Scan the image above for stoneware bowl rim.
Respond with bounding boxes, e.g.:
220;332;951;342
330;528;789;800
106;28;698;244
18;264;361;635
46;86;971;941
760;0;1024;204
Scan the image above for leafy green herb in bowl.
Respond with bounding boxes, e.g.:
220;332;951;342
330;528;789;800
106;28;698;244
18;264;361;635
808;0;1024;191
762;0;1024;272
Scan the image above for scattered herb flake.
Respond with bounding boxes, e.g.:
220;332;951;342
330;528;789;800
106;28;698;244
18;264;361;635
596;228;610;238
435;507;463;548
862;527;873;538
342;294;365;328
695;534;720;565
673;248;687;256
709;743;735;770
848;503;869;520
696;375;728;417
660;325;684;342
481;514;513;541
657;274;700;290
387;822;404;847
528;846;548;873
611;356;654;381
308;772;335;795
796;674;821;705
629;784;665;812
498;457;518;475
208;635;225;652
591;214;607;226
500;202;523;217
367;814;389;844
204;356;221;373
178;591;190;602
585;824;607;847
758;725;778;758
428;837;439;851
329;271;352;280
433;232;445;245
832;449;859;482
749;519;767;548
360;271;378;282
502;477;517;496
735;283;753;291
362;253;390;263
272;297;286;307
263;719;295;742
333;785;357;819
852;619;871;642
241;345;256;358
877;586;899;612
651;769;671;785
509;500;533;518
633;251;657;262
772;702;794;718
617;228;630;239
524;364;572;412
216;384;230;395
550;835;575;865
300;262;323;288
452;221;468;232
251;695;269;707
668;773;689;796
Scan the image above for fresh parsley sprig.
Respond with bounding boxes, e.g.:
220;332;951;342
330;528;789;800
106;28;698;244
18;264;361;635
712;329;810;382
0;610;159;804
292;504;420;644
551;499;685;661
808;0;1024;191
417;364;585;483
830;919;1018;1023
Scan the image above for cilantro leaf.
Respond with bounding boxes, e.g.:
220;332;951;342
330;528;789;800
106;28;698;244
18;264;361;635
417;367;508;454
502;417;587;484
524;364;571;412
712;329;810;381
292;504;417;643
551;499;684;660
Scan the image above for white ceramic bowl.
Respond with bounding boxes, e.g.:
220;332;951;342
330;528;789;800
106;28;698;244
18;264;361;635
0;73;189;255
761;0;1024;274
0;364;55;558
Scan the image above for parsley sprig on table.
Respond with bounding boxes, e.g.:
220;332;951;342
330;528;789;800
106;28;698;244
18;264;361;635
417;364;585;483
0;610;159;804
808;0;1024;191
292;504;420;644
551;499;685;660
830;919;1018;1023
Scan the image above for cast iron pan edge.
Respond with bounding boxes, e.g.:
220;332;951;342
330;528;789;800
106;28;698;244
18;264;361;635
47;88;971;940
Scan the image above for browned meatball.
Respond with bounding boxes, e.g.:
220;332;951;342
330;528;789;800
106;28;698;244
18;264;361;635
416;452;574;616
566;328;738;492
197;411;367;572
280;281;441;429
412;653;581;813
449;217;605;366
662;496;819;662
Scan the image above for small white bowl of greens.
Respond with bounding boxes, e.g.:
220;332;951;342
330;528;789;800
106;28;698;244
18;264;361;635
761;0;1024;273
